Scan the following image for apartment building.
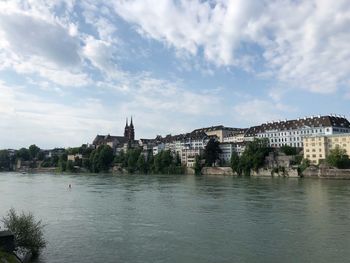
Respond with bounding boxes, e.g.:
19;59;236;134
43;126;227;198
249;115;350;148
303;134;350;164
219;142;246;164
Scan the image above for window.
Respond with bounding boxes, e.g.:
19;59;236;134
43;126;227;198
319;154;322;158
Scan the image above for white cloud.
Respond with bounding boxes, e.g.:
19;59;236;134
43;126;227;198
113;0;350;94
0;11;80;67
0;5;92;87
232;99;296;126
0;82;117;148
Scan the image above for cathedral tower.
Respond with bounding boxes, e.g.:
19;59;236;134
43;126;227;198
129;116;135;141
124;118;129;138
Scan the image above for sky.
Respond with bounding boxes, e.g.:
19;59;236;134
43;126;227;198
1;0;350;149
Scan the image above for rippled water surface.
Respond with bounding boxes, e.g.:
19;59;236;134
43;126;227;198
1;173;350;263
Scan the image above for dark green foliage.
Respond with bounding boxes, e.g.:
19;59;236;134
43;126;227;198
298;158;310;174
233;138;272;176
293;154;303;165
137;154;147;173
0;150;11;171
17;148;30;161
37;151;45;161
230;151;240;174
90;145;114;172
204;139;221;166
1;208;46;256
126;148;142;173
82;158;91;170
66;160;75;172
175;153;181;166
29;145;41;159
280;145;298;156
58;153;68;172
194;155;202;175
51;155;59;167
326;146;350;169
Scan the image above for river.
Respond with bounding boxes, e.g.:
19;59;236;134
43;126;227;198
1;173;350;263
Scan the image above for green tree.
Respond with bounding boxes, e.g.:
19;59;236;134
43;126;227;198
90;145;114;173
58;152;68;172
29;144;41;160
51;155;59;167
66;160;75;172
0;150;11;171
147;154;155;173
1;208;46;256
17;148;30;161
299;158;310;174
127;148;141;173
204;139;222;167
153;153;162;173
280;145;298;156
194;155;202;175
175;153;181;166
237;138;271;176
137;154;147;173
160;150;173;171
82;158;91;170
326;146;350;168
37;151;45;161
230;151;240;174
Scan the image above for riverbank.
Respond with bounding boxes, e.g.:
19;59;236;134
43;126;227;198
303;166;350;179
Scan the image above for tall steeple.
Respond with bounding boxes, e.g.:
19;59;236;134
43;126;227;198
124;117;129;138
129;116;135;141
130;116;134;128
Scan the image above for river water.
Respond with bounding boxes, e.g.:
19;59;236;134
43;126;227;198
1;173;350;263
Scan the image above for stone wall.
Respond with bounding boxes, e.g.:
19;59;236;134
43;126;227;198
303;166;350;179
201;167;235;176
251;167;299;177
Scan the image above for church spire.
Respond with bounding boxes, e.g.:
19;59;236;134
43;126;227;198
130;116;134;128
124;117;129;138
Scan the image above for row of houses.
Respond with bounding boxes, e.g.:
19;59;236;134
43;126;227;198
92;114;350;167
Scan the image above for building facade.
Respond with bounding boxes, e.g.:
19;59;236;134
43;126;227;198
92;116;136;153
303;133;350;164
250;115;350;148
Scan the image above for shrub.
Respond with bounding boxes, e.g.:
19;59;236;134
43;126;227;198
1;208;46;256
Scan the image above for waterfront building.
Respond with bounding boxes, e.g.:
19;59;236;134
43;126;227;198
153;143;165;155
219;142;246;164
303;133;350;164
92;116;137;153
222;129;247;143
180;148;203;167
152;131;216;166
246;115;350;148
192;125;244;143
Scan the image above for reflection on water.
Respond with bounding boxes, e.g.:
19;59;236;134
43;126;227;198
1;173;350;263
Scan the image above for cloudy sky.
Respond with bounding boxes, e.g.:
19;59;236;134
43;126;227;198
1;0;350;149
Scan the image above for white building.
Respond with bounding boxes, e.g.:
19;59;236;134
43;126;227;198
223;130;247;143
153;143;165;155
219;142;246;164
152;131;216;166
245;115;350;148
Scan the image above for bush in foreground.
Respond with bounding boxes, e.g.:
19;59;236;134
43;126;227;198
1;208;46;256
